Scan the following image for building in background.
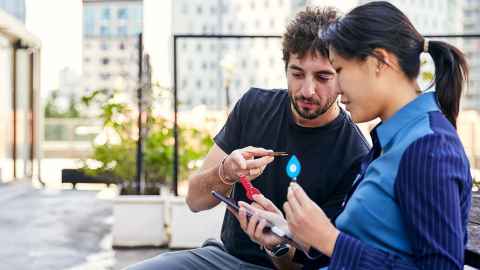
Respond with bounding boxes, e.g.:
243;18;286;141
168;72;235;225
172;0;298;110
0;7;41;183
82;0;143;95
464;0;480;110
0;0;25;23
358;0;463;34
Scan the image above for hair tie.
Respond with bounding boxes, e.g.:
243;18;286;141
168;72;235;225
423;39;429;53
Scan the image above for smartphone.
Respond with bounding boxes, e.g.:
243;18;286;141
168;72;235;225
211;191;316;259
211;191;289;236
211;191;247;214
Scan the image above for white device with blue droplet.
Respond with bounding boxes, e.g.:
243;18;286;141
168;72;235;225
286;155;301;181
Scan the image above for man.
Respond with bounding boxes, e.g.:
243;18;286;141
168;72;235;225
127;7;369;270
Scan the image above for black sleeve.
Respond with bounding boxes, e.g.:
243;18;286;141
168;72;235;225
213;89;250;154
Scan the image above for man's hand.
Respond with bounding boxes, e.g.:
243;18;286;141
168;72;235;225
283;182;339;257
232;194;286;250
223;146;274;183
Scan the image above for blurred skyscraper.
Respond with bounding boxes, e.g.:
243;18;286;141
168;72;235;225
172;0;295;110
464;0;480;110
0;0;25;22
82;0;143;94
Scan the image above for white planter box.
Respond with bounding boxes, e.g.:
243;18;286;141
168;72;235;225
168;196;226;249
112;195;168;247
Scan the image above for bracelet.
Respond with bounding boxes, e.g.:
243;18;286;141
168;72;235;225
218;155;235;185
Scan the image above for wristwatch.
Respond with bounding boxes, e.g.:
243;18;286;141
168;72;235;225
265;243;290;257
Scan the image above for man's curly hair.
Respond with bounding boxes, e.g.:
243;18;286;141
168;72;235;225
282;7;339;69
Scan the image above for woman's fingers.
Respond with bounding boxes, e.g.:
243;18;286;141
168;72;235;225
290;182;312;205
252;194;281;214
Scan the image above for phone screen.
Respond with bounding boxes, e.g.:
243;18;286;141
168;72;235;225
211;191;240;211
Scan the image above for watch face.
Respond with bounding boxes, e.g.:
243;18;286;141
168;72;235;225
273;244;290;257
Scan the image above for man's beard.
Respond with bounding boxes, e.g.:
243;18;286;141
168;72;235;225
289;93;337;120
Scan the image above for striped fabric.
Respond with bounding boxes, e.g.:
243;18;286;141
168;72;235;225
328;93;472;270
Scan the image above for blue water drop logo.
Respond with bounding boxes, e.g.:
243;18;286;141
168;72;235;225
286;155;301;180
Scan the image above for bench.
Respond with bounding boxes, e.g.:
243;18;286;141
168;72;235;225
466;248;480;268
61;169;116;189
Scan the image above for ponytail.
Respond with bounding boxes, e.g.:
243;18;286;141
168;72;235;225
427;40;469;129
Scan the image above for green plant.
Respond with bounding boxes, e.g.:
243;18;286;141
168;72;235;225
80;89;213;195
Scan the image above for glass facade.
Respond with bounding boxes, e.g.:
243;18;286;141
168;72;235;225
83;1;143;37
0;0;25;23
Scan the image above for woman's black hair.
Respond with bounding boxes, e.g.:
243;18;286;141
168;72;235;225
322;1;468;128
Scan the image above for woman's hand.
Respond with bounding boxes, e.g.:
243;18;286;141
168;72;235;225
283;182;340;257
234;194;286;250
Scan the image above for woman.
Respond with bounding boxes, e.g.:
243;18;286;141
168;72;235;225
238;1;472;269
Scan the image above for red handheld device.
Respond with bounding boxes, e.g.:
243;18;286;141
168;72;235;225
239;175;261;200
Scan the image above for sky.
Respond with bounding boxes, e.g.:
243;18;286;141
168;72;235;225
25;0;171;99
26;0;82;98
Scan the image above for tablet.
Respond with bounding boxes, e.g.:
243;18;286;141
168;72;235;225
210;191;317;257
211;191;288;237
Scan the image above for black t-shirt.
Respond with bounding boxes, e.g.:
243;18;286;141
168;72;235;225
214;88;370;269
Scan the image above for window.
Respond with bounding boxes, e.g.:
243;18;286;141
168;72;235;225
100;26;110;36
210;6;216;15
118;26;128;36
182;4;188;14
197;5;203;14
84;57;90;63
235;79;241;88
196;43;202;52
269;57;275;66
101;42;109;50
101;58;110;65
100;73;111;80
196;79;202;88
202;62;208;70
119;42;125;50
241;59;247;68
182;79;188;88
102;8;110;20
117;8;127;19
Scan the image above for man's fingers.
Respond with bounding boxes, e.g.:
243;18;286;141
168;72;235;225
245;156;274;170
242;147;272;157
230;151;247;170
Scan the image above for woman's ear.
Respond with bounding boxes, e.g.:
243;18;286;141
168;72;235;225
372;48;397;72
